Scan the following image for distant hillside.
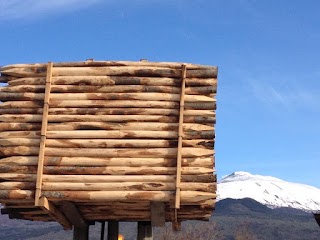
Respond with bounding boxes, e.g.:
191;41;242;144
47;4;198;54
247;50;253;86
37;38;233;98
213;198;319;240
1;198;319;240
218;171;320;212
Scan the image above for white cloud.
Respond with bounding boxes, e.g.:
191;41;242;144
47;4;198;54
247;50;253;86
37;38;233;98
245;77;320;111
0;0;101;20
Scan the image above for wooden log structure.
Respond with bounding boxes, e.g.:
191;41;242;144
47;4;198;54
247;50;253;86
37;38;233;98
0;60;217;231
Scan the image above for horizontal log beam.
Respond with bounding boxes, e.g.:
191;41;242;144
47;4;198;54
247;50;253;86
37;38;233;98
2;66;217;78
0;92;214;102
0;100;216;110
0;156;214;167
1;61;215;69
42;174;215;183
0;173;36;181
0;114;179;123
0;190;34;200
1;146;213;157
0;85;217;94
42;182;216;192
7;77;217;87
0;108;215;117
0;182;35;190
43;166;214;175
0;138;214;149
0;165;214;175
0;115;215;124
0;174;216;183
41;190;216;202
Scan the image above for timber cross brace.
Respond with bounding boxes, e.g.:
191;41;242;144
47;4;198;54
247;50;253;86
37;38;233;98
34;62;72;229
173;64;187;229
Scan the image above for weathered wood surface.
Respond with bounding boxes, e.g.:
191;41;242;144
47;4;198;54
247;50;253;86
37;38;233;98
0;85;217;94
0;60;217;226
41;190;216;202
0;173;216;183
1;66;217;78
1;60;214;69
0;122;213;131
0;156;214;167
0;165;214;175
0;108;215;116
0;146;214;157
0;92;215;102
7;77;217;87
41;182;216;192
0;139;214;150
0;100;216;110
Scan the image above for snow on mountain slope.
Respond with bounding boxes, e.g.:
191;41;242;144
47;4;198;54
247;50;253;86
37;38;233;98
217;171;320;212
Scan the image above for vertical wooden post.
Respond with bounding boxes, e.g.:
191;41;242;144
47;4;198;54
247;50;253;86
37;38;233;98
174;64;187;228
107;221;119;240
35;62;53;206
137;221;153;240
33;62;72;230
100;221;105;240
73;225;89;240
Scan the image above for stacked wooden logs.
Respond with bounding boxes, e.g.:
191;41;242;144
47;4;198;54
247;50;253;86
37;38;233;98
0;61;217;224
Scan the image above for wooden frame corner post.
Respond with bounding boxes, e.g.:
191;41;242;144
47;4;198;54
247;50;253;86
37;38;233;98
174;64;187;229
34;62;72;230
35;61;53;206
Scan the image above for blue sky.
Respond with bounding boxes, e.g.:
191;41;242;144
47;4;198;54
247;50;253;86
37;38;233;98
0;0;319;187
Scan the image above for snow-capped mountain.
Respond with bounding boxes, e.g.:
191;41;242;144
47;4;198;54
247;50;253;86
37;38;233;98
217;171;320;212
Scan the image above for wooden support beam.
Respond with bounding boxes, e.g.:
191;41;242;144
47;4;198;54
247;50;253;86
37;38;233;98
172;220;181;231
73;225;89;240
174;64;187;227
100;221;105;240
1;208;9;214
137;221;153;240
107;221;119;240
39;197;72;230
8;211;23;220
60;201;88;228
32;63;72;230
35;62;53;205
1;208;38;215
150;202;165;227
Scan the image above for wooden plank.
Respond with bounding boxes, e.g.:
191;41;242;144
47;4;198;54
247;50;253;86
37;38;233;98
175;65;187;210
60;201;88;228
150;202;165;227
172;220;181;231
35;62;52;206
107;221;119;240
32;63;72;230
39;197;72;230
100;222;105;240
73;226;89;240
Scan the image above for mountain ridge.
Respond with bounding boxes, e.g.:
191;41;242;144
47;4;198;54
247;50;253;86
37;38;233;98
217;171;320;212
